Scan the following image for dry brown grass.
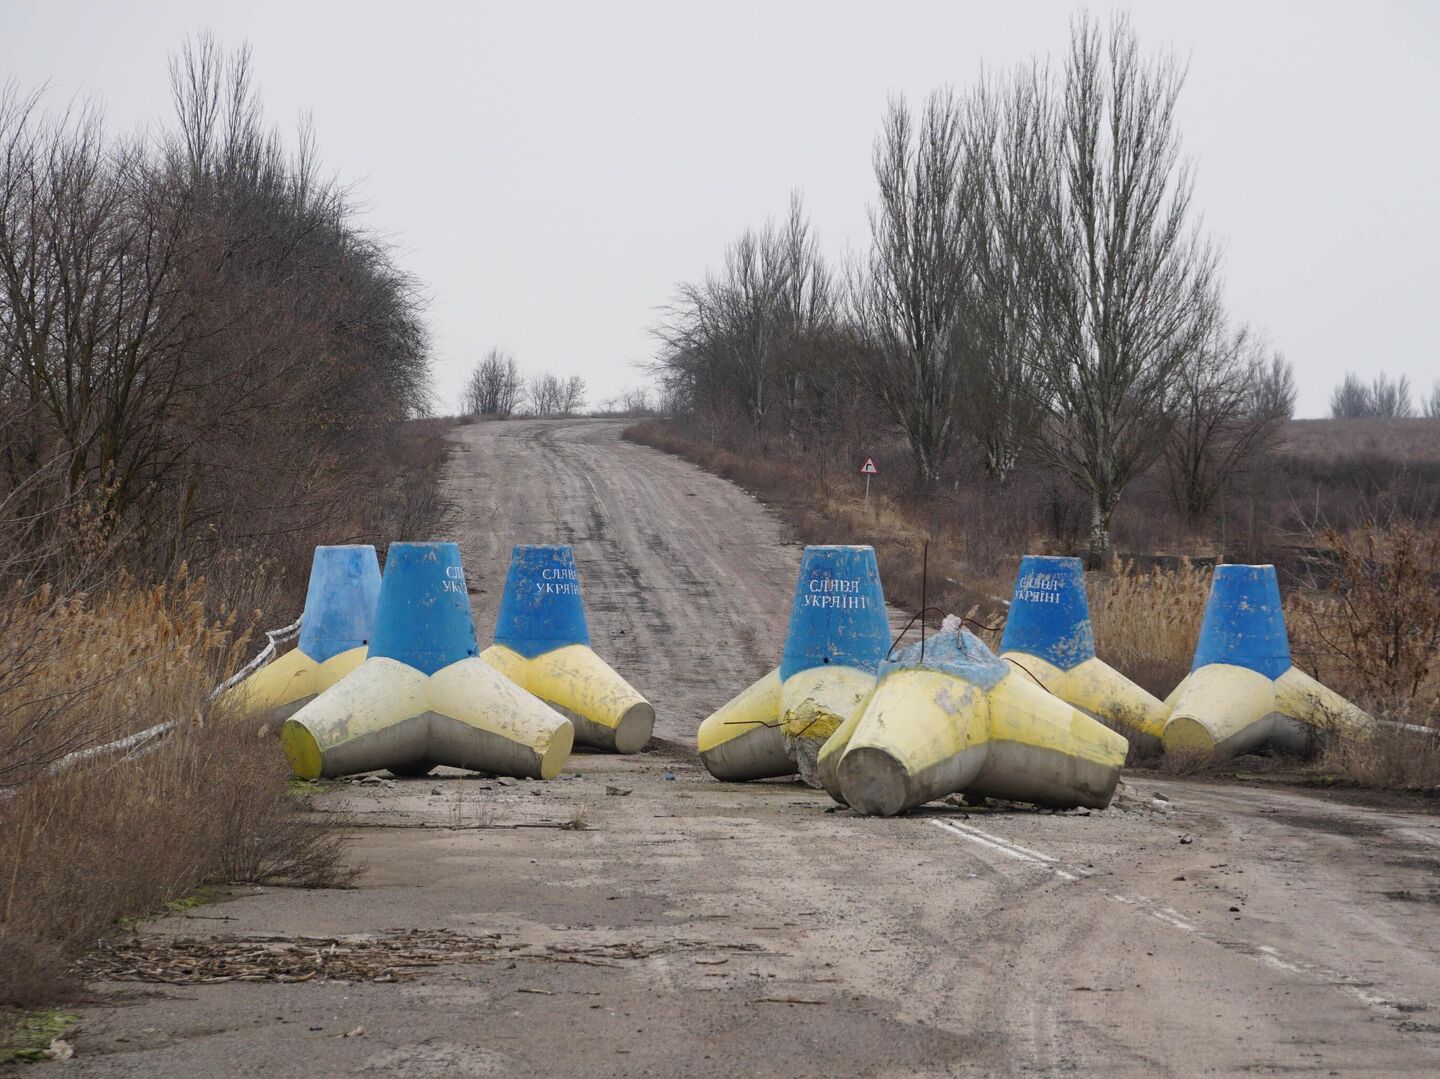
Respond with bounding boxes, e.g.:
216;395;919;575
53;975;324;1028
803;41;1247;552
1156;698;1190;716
0;581;356;1009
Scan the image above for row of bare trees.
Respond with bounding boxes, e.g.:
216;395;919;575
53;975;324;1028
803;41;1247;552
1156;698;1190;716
0;36;430;587
1329;372;1439;419
652;14;1294;561
459;349;586;418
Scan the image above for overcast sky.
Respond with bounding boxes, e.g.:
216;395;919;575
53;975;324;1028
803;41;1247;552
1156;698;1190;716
2;1;1435;417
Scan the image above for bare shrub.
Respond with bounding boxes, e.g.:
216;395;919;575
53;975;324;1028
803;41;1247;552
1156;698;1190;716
1296;517;1440;715
1315;725;1440;791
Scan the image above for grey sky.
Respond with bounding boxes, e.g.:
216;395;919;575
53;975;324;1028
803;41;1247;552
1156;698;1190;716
3;1;1436;417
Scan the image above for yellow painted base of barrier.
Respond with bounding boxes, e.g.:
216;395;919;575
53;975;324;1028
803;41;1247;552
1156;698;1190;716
781;665;877;788
1002;651;1168;752
224;645;367;722
481;644;654;753
697;668;793;781
281;656;574;780
1162;664;1371;758
837;667;1128;816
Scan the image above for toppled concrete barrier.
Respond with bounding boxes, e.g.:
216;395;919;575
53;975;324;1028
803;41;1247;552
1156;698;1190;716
481;544;654;753
281;542;573;780
226;544;381;721
999;555;1168;751
1163;564;1371;757
698;545;891;785
835;621;1128;816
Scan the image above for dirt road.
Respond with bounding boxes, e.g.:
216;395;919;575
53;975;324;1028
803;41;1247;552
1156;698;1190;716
58;420;1440;1076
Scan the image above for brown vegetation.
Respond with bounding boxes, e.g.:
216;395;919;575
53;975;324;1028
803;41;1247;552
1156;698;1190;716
0;580;357;1009
0;37;449;1015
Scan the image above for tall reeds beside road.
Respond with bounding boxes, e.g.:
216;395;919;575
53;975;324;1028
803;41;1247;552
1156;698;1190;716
0;578;356;1009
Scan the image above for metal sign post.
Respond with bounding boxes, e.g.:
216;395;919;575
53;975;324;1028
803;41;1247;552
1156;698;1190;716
859;456;878;507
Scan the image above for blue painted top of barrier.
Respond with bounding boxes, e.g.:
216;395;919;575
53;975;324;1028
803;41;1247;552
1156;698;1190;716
367;541;479;675
1192;563;1292;679
297;545;382;663
492;544;591;658
780;545;891;680
880;626;1010;690
999;555;1095;670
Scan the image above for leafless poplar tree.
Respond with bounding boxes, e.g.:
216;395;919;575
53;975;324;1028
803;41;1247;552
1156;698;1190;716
1425;381;1440;419
965;71;1050;483
852;90;977;488
1022;14;1221;562
1330;371;1415;418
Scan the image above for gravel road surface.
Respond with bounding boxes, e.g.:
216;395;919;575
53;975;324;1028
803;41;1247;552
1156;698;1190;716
56;420;1440;1077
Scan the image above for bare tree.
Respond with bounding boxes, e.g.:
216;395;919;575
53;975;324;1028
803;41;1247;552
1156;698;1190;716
1248;351;1298;422
1022;14;1221;562
966;70;1050;483
654;193;836;436
461;348;521;416
1165;326;1291;525
1329;373;1372;418
558;376;587;416
852;90;977;488
1369;372;1413;418
1425;381;1440;419
1330;371;1415;418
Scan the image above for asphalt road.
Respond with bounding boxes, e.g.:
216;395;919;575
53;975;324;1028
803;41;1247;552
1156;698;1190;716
56;419;1440;1077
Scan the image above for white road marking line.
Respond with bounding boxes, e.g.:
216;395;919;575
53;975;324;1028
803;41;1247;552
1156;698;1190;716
945;821;1060;863
931;817;1426;1026
930;820;1081;881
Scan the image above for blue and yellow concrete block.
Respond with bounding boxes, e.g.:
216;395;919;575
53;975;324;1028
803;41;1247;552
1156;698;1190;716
699;545;890;786
226;544;381;721
1162;564;1370;757
830;622;1128;816
480;544;654;753
281;542;574;780
999;555;1168;751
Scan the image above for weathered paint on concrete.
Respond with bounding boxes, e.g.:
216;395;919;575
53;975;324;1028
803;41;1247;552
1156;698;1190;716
482;545;654;753
835;628;1128;816
1000;555;1095;670
297;545;382;662
366;542;479;675
281;542;573;780
1163;564;1372;756
699;545;891;785
225;545;381;721
779;546;891;680
492;544;592;658
999;555;1169;749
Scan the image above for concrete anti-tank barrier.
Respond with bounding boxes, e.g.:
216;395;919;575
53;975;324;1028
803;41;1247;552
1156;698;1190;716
833;621;1128;816
698;545;890;785
225;544;381;721
1162;564;1371;757
480;544;655;753
999;555;1169;752
281;541;573;780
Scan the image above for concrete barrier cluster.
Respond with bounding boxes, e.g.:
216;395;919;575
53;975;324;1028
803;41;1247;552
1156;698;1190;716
232;537;1370;801
228;540;654;781
697;546;891;787
699;547;1373;816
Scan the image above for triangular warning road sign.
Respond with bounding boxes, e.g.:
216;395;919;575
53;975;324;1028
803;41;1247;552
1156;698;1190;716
859;457;878;475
